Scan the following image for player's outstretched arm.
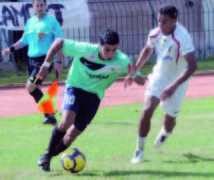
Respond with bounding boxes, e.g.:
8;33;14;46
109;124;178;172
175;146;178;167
54;49;64;75
124;74;145;88
135;46;153;71
37;38;64;80
173;52;197;87
124;63;145;88
1;40;25;58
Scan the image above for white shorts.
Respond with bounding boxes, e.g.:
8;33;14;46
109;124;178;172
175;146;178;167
145;74;189;117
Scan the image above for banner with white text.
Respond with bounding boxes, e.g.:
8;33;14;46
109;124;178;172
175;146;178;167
0;0;90;30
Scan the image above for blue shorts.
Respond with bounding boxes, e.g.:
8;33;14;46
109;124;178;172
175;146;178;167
62;87;101;131
27;55;53;85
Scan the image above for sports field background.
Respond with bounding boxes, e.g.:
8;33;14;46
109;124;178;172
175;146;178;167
0;0;214;178
0;92;213;180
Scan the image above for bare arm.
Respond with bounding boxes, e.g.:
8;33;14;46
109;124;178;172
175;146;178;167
124;63;145;88
136;45;154;71
37;38;64;80
55;49;63;63
124;45;153;88
124;73;145;88
44;38;64;64
172;52;197;88
2;40;26;58
54;49;64;75
10;40;26;51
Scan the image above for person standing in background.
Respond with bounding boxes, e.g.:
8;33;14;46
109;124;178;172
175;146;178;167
2;0;63;125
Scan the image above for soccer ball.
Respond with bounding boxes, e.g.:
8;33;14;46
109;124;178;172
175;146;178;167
60;148;86;174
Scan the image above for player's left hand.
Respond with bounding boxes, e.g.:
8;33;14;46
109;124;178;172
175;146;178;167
124;75;133;89
127;62;137;77
2;49;11;58
160;84;178;101
36;66;49;80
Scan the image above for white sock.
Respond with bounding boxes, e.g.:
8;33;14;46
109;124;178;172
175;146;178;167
136;136;146;151
161;127;172;136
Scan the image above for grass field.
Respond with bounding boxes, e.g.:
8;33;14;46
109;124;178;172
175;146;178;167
0;97;214;180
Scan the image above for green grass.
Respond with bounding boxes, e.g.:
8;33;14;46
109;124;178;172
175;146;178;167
0;69;69;85
0;97;214;180
197;57;214;71
1;58;214;85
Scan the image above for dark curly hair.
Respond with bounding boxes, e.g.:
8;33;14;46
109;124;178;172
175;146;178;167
33;0;46;4
159;5;178;19
99;28;119;45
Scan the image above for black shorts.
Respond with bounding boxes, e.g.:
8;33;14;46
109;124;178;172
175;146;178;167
62;87;101;131
27;55;53;85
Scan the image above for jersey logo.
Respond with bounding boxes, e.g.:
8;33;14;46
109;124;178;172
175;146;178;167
38;31;45;41
85;71;109;79
158;52;172;61
84;53;96;61
96;65;122;73
80;57;105;70
163;56;172;61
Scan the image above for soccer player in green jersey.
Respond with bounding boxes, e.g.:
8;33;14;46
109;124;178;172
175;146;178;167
1;0;63;125
36;28;145;172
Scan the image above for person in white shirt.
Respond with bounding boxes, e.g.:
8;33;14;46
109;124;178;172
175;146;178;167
125;4;197;164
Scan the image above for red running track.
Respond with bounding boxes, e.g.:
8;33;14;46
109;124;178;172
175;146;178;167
0;75;214;117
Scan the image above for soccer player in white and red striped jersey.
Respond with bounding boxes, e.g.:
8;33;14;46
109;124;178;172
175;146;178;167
128;4;197;164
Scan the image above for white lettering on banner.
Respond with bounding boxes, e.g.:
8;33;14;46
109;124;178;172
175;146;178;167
0;0;90;30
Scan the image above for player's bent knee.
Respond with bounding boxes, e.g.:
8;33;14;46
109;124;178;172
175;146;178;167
67;127;82;137
143;107;155;118
58;120;71;132
64;126;82;146
59;110;76;131
26;82;37;93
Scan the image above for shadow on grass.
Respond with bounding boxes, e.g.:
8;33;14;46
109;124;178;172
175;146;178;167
183;152;214;162
164;152;214;164
47;170;63;177
77;170;214;178
48;153;214;178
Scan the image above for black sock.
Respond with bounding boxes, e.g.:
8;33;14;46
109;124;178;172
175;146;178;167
30;88;43;103
52;139;68;156
47;126;66;156
45;113;54;118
